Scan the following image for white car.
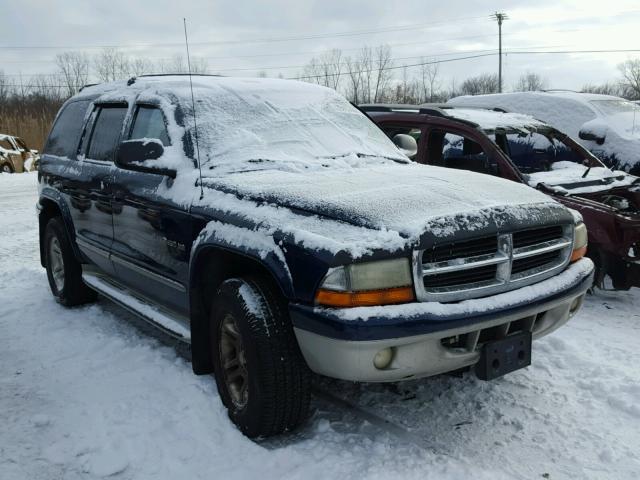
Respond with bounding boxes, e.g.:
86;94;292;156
448;91;640;175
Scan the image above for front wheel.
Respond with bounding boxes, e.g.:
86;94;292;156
44;217;97;306
210;275;311;438
1;162;13;174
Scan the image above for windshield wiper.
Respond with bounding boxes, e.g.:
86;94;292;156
582;165;592;178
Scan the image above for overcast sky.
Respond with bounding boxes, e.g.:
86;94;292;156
2;0;640;91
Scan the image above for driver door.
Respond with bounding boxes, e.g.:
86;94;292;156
111;104;196;314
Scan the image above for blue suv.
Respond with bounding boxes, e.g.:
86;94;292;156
38;75;594;437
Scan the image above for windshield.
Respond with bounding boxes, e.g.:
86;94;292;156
492;126;598;174
179;79;408;173
590;99;640;116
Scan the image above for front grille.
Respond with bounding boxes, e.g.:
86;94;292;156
423;264;497;288
416;225;572;303
424;236;498;263
513;225;563;248
512;250;562;275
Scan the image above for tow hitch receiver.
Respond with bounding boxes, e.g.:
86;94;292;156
476;331;532;381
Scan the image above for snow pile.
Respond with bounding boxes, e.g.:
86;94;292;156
2;172;640;480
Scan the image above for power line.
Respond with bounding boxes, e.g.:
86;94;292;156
0;16;487;50
290;48;640;80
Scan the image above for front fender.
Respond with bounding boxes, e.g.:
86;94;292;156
189;220;295;298
38;187;83;265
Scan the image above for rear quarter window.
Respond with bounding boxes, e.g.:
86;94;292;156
43;100;91;158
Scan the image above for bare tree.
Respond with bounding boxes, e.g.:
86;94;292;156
372;44;393;103
581;82;625;96
158;54;208;74
0;70;10;104
301;49;343;89
94;48;130;82
55;51;90;96
514;71;546;92
460;73;500;96
418;59;440;103
129;57;154;76
344;55;364;103
619;59;640;99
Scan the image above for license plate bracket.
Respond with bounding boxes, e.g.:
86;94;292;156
475;331;532;381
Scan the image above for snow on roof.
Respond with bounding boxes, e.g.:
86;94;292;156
445;108;548;130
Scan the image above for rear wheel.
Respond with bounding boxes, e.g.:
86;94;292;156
210;275;311;438
44;217;97;306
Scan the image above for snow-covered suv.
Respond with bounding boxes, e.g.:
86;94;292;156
448;91;640;175
38;76;594;437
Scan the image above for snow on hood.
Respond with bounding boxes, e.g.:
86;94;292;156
527;161;638;194
202;162;561;239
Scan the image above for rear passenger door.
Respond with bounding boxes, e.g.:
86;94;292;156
73;103;129;274
111;104;195;314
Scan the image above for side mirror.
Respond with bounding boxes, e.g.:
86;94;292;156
392;134;418;159
115;139;176;178
578;120;607;145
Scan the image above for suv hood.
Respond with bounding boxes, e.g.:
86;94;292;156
203;163;566;239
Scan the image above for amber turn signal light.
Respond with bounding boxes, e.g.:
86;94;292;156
315;286;415;308
570;245;587;262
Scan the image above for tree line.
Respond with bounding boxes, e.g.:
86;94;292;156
1;45;639;151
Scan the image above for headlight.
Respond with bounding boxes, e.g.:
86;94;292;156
571;222;588;262
315;258;415;308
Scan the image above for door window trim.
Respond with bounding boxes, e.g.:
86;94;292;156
82;102;130;163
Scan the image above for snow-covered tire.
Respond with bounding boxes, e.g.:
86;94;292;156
210;275;311;438
1;162;13;174
44;217;97;306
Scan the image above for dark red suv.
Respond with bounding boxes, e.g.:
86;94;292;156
362;104;639;290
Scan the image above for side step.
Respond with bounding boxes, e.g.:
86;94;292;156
82;271;191;343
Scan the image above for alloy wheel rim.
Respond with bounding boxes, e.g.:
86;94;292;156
49;236;65;292
219;313;249;409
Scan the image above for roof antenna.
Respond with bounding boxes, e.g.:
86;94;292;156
183;18;204;200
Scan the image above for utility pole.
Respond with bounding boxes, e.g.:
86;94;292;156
491;12;508;93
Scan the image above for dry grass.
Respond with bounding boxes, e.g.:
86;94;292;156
0;110;57;151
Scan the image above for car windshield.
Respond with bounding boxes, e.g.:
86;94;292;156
491;126;595;174
177;79;408;174
589;99;640;116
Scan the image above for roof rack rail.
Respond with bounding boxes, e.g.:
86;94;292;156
136;73;223;78
79;83;98;92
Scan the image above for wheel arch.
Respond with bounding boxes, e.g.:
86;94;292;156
188;243;295;375
38;192;82;267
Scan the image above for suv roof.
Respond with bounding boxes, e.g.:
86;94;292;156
360;103;548;131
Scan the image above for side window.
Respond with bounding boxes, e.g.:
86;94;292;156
427;129;490;174
129;106;170;146
43;100;91;158
86;106;128;161
0;138;14;151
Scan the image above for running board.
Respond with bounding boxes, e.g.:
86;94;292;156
82;271;191;343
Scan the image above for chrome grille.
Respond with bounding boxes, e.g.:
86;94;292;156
414;225;573;303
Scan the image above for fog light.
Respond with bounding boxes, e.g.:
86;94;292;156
373;347;394;369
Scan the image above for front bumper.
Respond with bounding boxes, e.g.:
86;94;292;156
291;258;594;382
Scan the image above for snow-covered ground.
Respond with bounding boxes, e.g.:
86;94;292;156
1;172;639;480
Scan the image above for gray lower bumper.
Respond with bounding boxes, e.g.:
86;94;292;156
294;285;588;383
